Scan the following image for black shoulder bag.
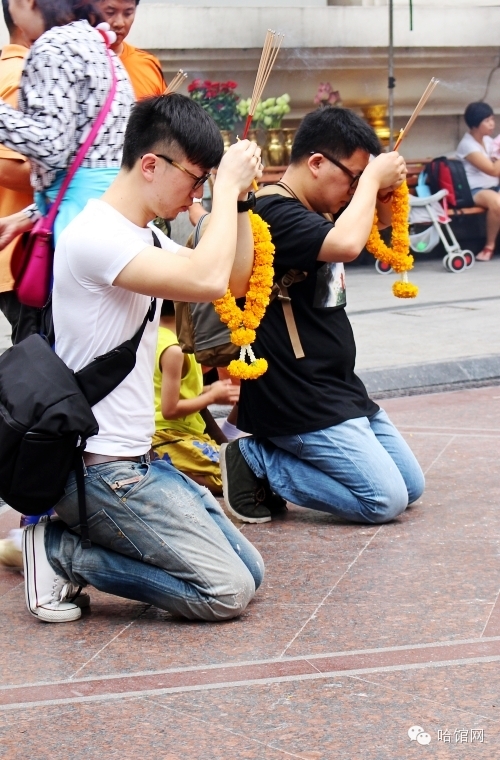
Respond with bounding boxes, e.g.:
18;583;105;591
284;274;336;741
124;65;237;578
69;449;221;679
0;233;161;548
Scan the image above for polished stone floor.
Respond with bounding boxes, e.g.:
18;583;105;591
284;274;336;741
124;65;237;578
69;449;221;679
1;386;499;758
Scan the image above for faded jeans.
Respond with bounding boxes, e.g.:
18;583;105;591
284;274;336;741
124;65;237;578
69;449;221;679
47;458;264;620
240;408;425;524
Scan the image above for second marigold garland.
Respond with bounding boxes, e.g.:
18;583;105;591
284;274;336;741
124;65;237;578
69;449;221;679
213;211;275;380
365;181;419;299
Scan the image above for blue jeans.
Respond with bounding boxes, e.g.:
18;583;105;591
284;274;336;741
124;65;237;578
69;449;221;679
240;408;425;524
47;458;264;621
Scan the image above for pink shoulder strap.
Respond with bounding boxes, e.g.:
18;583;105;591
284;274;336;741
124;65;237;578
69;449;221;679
45;42;118;226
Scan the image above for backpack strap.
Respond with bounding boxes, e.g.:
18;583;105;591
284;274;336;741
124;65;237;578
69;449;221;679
193;213;209;246
256;184;307;359
270;270;306;359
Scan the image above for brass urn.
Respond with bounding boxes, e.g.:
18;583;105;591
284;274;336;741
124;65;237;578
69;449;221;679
282;128;296;165
220;130;232;152
361;105;398;148
265;129;285;166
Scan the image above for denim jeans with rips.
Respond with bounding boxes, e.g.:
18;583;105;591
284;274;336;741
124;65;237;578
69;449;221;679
47;458;264;621
239;408;425;524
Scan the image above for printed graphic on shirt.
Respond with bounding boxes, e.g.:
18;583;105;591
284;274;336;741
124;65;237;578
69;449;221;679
313;262;346;308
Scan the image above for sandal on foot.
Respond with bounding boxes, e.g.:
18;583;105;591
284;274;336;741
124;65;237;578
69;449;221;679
476;246;495;261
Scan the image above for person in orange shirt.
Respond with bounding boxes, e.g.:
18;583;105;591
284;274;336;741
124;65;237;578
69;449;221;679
96;0;166;100
0;0;37;344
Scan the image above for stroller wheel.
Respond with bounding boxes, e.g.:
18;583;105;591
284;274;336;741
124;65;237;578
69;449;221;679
446;253;467;272
462;250;475;268
375;260;393;274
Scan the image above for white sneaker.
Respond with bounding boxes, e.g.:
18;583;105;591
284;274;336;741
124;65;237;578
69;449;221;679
23;521;81;623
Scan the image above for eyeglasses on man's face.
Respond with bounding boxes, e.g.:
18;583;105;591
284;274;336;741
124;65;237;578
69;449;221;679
153;154;211;190
311;151;363;190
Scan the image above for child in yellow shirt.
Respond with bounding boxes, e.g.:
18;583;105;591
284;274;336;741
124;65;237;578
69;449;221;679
152;300;239;494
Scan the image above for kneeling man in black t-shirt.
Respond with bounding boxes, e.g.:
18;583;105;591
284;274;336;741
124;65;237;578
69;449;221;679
220;106;425;524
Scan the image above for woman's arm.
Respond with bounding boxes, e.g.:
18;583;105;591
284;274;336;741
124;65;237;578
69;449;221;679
464;150;500;178
0;209;34;250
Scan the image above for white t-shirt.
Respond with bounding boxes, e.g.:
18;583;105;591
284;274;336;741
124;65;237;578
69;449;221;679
53;199;180;455
455;132;498;190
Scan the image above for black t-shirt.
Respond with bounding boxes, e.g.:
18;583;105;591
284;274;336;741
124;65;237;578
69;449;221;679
238;195;379;437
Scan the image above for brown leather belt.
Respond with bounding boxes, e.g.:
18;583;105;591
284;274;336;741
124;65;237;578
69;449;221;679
83;453;144;466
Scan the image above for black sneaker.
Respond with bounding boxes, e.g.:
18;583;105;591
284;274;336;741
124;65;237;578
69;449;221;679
220;441;272;523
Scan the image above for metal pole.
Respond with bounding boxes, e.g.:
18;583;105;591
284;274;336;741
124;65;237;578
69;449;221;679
388;0;395;150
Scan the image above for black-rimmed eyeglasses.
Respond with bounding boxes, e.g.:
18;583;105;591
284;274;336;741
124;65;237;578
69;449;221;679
310;151;363;190
154;154;211;190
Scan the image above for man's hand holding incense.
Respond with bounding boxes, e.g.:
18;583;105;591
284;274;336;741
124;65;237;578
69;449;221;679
367;151;407;193
215;139;263;197
369;151;407;227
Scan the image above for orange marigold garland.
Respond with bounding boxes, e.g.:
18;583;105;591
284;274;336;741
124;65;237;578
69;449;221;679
213;211;275;380
365;181;419;299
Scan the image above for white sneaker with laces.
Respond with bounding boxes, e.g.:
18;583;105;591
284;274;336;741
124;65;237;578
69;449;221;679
23;520;82;623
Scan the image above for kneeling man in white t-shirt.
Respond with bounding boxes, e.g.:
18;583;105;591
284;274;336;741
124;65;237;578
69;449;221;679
23;94;265;624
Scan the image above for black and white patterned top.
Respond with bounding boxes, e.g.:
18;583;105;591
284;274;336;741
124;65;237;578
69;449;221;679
0;19;134;194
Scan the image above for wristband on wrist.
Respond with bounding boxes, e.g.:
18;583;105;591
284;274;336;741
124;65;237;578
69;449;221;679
237;191;256;213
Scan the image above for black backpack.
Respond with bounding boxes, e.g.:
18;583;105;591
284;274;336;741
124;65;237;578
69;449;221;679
0;298;156;548
425;156;474;209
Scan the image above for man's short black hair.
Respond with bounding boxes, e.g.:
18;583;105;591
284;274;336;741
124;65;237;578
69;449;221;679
291;106;382;164
464;102;494;129
122;94;224;171
2;0;14;34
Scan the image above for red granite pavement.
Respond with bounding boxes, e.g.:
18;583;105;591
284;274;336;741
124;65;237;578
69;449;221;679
1;387;499;759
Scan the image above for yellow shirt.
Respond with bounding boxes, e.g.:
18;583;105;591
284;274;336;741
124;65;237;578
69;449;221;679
154;326;206;436
0;44;33;292
119;42;165;100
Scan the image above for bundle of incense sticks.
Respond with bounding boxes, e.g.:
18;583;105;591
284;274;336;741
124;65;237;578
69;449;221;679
165;70;188;94
394;77;440;151
242;29;285;139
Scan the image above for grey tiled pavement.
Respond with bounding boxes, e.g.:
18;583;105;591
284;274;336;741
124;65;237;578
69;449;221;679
348;255;500;395
2;255;500;759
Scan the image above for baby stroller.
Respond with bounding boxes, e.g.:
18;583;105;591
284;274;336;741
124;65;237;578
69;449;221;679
375;188;475;274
